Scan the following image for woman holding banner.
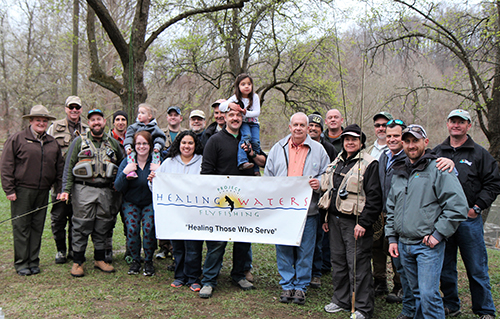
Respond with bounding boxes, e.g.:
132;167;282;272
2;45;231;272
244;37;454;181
115;131;159;276
150;130;203;291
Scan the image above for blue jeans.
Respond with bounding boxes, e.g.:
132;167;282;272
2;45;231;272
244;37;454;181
201;241;251;287
237;122;261;166
312;214;326;278
276;214;317;292
393;253;416;317
399;240;445;319
171;239;203;284
440;215;496;316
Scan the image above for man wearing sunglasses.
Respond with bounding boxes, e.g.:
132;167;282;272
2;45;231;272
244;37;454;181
386;124;467;319
47;96;89;265
434;109;500;319
367;111;393;161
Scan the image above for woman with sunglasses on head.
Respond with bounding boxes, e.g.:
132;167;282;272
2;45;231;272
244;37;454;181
148;130;204;292
115;131;160;276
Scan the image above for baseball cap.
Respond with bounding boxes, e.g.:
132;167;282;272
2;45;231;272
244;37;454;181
190;110;205;119
87;108;104;119
167;106;181;115
373;111;394;121
340;124;367;145
402;124;427;139
211;99;226;108
447;109;471;122
308;114;324;131
65;96;82;107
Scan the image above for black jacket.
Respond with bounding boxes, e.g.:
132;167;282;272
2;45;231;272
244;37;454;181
201;122;221;147
434;135;500;210
320;136;338;162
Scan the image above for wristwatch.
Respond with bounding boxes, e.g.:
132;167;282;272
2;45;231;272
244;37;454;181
472;205;482;215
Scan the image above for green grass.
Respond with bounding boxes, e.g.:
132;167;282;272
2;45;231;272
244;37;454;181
0;194;498;318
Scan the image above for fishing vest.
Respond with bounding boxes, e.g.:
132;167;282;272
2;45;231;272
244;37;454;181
72;132;119;181
319;151;375;216
49;118;89;157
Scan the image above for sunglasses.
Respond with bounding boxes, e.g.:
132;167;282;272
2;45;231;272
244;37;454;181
66;104;82;110
403;124;427;138
374;123;386;128
387;119;407;129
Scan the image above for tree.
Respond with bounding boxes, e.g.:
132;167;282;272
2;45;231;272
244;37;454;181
85;0;248;119
368;0;500;161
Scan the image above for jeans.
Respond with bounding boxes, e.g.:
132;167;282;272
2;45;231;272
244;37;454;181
393;253;416;317
312;214;326;278
201;241;251;287
440;215;496;316
172;239;203;284
399;241;445;319
276;214;318;292
237;122;261;166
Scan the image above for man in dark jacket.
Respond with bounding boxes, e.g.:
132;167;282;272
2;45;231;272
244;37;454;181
387;124;467;319
201;99;226;146
1;105;64;275
434;109;500;319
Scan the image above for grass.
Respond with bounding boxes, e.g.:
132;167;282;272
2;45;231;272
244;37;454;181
0;195;498;318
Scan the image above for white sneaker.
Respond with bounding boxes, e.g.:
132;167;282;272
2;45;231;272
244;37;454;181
199;285;213;298
353;310;366;319
324;303;346;313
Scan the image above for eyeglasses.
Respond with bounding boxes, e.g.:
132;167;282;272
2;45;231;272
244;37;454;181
387;119;407;129
374;123;387;128
403;124;427;138
67;104;82;110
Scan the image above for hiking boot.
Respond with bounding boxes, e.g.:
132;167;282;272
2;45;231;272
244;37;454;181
143;261;155;276
292;289;306;305
444;307;461;317
279;289;294;303
94;260;115;273
239;162;254;170
324;303;346;313
386;287;403;303
244;270;254;282
374;279;389;296
126;171;138;180
128;260;141;275
310;276;321;288
17;268;32;276
30;266;40;275
55;251;67;264
233;278;254;291
199;285;213;298
71;263;84;277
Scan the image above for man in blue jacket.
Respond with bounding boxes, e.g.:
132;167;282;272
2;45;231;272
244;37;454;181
434;109;500;319
386;124;468;319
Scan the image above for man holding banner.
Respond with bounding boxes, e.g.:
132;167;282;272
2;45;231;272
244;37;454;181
264;112;330;305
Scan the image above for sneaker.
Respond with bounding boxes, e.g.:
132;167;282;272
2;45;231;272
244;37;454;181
127;260;141;275
479;315;495;319
30;266;40;275
199;285;213;298
171;279;184;288
386;287;403;303
94;260;115;273
279;289;294;303
233;278;254;291
156;248;167;259
17;268;32;276
292;289;306;305
444;307;461;317
126;171;138;179
70;263;84;277
143;261;155;276
396;314;413;319
190;283;201;292
324;303;346;313
310;276;321;288
353;310;366;319
244;270;254;282
55;251;67;264
239;162;254;170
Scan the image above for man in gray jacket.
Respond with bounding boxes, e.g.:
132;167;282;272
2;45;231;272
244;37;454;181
385;124;467;319
265;112;329;305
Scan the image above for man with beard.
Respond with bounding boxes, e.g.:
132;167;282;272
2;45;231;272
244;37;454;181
109;110;128;148
60;109;124;277
47;96;89;264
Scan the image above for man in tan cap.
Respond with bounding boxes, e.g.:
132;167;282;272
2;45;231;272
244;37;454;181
1;105;64;275
189;109;206;141
47;96;89;264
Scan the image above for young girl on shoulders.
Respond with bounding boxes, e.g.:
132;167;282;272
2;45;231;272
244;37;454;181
219;74;261;171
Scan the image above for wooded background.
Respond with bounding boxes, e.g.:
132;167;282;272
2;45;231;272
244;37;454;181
0;0;496;155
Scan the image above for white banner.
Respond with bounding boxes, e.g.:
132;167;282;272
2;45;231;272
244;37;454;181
152;173;312;246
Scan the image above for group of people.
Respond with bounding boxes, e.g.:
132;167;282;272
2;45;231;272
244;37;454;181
1;72;498;319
